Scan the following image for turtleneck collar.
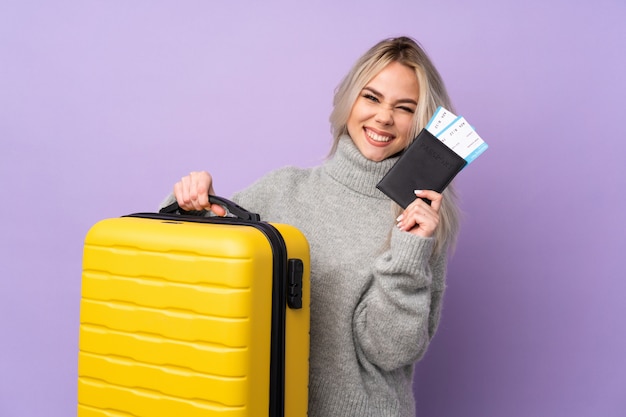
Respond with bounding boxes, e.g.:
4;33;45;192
323;135;400;199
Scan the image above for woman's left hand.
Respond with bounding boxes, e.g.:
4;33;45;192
395;190;442;238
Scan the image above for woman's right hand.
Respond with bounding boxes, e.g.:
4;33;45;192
173;171;227;216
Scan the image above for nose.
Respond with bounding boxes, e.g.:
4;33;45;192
374;105;394;126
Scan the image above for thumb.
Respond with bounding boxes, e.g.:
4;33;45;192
210;203;227;217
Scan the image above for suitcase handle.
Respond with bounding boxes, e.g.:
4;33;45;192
159;195;261;222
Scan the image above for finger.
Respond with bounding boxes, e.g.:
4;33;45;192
197;171;218;211
402;213;438;237
414;189;443;212
188;172;201;206
203;174;227;216
189;172;210;210
173;181;184;207
175;173;203;211
173;171;222;213
396;201;439;236
210;203;227;216
396;207;430;231
175;175;193;210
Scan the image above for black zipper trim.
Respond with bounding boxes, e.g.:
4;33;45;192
125;213;287;417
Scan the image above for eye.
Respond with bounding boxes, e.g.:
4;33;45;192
397;105;415;114
362;93;380;103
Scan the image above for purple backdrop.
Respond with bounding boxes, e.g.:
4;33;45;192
2;1;625;416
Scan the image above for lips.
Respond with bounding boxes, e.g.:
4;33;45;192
365;128;394;144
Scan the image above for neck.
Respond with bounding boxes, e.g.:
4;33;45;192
323;135;399;199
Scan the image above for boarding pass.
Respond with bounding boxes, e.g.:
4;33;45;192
425;107;488;164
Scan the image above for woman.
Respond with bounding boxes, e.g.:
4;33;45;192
165;36;460;417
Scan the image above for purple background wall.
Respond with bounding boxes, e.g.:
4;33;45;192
2;1;625;416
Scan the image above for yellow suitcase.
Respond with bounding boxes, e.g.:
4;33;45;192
78;197;310;417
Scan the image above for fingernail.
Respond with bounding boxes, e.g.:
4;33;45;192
396;214;404;222
414;189;423;195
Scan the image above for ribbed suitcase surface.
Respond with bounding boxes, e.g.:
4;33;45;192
78;215;310;417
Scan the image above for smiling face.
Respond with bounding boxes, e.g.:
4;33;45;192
346;61;420;162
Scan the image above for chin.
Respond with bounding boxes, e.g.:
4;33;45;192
363;151;387;162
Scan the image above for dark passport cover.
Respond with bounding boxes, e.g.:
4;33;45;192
376;128;467;208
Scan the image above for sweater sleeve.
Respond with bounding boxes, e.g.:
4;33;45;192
353;227;448;372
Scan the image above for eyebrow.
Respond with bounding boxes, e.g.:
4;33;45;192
362;86;418;106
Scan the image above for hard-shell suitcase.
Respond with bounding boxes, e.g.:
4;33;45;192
77;197;310;417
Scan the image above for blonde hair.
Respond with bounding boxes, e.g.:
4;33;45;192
329;36;461;253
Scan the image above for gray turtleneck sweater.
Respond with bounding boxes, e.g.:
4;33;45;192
230;136;448;417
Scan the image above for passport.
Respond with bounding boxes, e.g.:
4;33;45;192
376;128;467;208
376;107;487;208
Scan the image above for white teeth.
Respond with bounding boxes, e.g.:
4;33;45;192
366;130;392;142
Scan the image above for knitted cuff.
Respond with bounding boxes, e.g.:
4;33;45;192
388;227;435;273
